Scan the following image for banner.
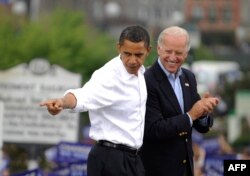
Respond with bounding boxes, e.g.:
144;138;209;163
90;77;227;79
203;154;237;176
55;141;92;163
12;168;43;176
49;160;87;176
201;137;220;155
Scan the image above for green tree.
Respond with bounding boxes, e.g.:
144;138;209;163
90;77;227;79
193;45;216;61
0;9;116;82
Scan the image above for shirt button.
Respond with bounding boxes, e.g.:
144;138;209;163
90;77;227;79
185;138;188;142
183;160;187;164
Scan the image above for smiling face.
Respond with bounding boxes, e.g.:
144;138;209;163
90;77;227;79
117;39;150;75
157;31;188;74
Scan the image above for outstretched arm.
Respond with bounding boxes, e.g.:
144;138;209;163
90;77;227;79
40;93;77;115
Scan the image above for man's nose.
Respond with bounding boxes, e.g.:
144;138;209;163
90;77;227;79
168;54;175;60
169;52;176;57
129;55;138;63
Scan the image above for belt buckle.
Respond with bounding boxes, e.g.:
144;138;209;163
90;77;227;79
124;145;139;155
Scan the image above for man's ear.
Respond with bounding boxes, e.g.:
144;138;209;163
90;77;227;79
116;43;121;52
147;46;152;54
156;45;161;55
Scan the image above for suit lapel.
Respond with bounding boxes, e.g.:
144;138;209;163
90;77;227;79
153;62;182;114
179;70;191;113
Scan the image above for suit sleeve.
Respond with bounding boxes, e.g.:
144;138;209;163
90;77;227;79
184;70;214;133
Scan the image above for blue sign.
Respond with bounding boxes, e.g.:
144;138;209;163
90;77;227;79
55;141;92;163
50;160;87;176
204;154;237;176
201;138;220;155
0;0;9;4
12;168;43;176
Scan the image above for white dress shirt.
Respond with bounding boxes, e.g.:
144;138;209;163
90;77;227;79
65;55;147;149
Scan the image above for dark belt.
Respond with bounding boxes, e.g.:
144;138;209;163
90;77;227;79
97;140;140;155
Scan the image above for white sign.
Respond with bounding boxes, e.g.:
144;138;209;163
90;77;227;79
236;91;250;116
0;59;81;144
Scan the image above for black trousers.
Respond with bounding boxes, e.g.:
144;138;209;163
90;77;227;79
87;143;145;176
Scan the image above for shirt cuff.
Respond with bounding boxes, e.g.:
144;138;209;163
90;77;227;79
186;113;193;126
64;89;86;112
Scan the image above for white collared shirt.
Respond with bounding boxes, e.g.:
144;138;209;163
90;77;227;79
65;56;147;149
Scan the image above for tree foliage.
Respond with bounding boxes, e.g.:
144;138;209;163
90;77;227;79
193;45;217;61
0;9;117;82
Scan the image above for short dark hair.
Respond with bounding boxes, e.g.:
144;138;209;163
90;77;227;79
119;25;150;48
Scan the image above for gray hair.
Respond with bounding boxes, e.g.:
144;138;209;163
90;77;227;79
157;26;190;52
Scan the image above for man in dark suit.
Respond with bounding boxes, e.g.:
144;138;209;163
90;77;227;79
139;26;219;176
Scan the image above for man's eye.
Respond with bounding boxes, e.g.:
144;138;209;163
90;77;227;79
166;50;172;54
124;53;131;56
175;52;183;56
135;54;143;58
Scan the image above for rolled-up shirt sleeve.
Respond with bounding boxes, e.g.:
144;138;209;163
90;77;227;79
64;69;114;113
64;88;88;112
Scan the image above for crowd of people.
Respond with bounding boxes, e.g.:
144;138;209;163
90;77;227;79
192;132;250;176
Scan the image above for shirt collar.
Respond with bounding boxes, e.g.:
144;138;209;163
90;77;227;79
157;58;182;79
117;55;145;80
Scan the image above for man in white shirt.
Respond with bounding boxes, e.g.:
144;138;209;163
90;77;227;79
40;25;151;176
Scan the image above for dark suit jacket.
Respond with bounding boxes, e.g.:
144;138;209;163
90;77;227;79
140;61;213;176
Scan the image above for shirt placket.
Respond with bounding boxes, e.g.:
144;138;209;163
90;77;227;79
170;74;184;113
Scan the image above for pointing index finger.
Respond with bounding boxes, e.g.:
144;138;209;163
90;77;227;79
39;100;54;107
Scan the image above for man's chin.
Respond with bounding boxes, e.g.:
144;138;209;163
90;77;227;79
127;68;138;75
166;66;178;73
